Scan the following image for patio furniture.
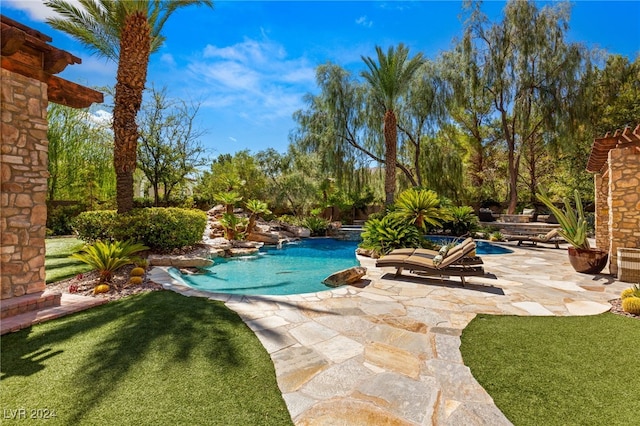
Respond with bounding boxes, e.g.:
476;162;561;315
505;229;563;249
376;240;485;286
617;248;640;283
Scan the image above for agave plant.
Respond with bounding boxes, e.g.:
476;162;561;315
245;199;271;232
536;189;590;250
71;240;149;282
360;215;423;256
392;188;448;231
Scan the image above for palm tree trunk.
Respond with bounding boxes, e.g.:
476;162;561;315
113;12;151;214
383;110;397;205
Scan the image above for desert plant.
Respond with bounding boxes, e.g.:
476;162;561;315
215;191;243;214
621;296;640;315
489;231;504;242
93;284;110;294
130;267;145;277
219;213;248;241
360;215;424;256
442;206;479;236
302;216;330;236
128;276;143;286
245;199;271;233
392;188;448;231
71;240;149;282
621;285;640;299
536;189;590;250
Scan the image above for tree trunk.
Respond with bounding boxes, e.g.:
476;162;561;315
113;12;151;214
383;110;397;205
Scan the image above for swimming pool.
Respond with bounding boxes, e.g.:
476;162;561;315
168;238;360;296
426;236;513;255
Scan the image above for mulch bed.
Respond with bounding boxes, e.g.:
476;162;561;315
609;298;640;320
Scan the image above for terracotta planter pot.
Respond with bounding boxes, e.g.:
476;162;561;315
567;247;608;274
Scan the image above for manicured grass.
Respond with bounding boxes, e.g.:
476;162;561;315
460;313;639;425
0;291;292;425
45;237;92;283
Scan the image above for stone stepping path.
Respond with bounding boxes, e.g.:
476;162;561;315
148;243;628;425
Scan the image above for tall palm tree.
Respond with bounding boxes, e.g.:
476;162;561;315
45;0;212;213
361;44;423;205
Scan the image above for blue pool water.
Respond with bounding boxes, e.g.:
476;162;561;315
426;236;513;255
169;238;360;296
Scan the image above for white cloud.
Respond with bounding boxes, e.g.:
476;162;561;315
186;37;316;123
228;136;237;142
2;0;80;21
355;16;373;28
160;53;176;67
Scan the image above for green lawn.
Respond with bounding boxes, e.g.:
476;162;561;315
460;313;639;426
45;237;92;283
0;291;292;425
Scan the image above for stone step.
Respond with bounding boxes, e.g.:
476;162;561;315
0;290;61;319
0;293;108;335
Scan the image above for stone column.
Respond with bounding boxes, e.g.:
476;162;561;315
607;146;640;276
1;69;49;299
594;173;609;253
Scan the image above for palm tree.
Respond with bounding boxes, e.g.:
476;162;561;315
45;0;212;213
245;199;271;233
361;44;424;205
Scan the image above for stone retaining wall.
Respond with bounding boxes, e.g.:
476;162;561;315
607;146;640;275
1;69;49;299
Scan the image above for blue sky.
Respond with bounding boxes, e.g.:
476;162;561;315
3;1;639;157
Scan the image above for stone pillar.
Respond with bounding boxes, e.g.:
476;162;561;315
1;68;49;299
607;146;640;276
594;173;609;253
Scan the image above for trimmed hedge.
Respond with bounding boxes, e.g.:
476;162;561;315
72;208;207;251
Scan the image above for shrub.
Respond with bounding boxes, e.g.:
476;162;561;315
73;208;207;251
442;206;479;236
113;208;207;250
71;240;149;282
302;216;330;236
72;210;118;242
47;203;86;236
360;215;424;256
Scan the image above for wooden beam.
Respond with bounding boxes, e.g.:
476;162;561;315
1;27;25;56
47;75;103;108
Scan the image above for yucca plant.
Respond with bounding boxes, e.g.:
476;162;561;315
245;199;271;233
536;189;590;249
392;188;449;231
71;240;149;282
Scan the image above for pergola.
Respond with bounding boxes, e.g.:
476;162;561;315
587;124;640;276
1;15;103;301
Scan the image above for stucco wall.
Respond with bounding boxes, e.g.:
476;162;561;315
1;68;49;299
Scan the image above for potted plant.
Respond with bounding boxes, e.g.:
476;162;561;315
536;189;608;274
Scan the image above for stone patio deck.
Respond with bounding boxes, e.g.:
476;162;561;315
148;242;629;425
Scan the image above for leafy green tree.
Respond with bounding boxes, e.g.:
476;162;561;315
361;44;424;205
47;103;115;205
196;151;267;203
46;0;212;213
460;0;591;213
137;86;207;206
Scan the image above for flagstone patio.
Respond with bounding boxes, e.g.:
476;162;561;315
148;242;629;425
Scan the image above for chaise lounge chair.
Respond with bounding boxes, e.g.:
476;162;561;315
505;228;563;249
376;239;485;286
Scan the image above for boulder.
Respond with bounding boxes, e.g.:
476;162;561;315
208;204;225;216
228;247;260;257
207;237;233;250
356;247;379;259
284;225;311;238
148;255;214;268
233;240;264;249
247;231;280;244
323;266;367;287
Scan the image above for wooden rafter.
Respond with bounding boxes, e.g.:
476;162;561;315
586;124;640;173
1;14;103;109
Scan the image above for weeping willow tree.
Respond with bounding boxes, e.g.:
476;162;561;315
47;104;115;206
461;0;592;213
